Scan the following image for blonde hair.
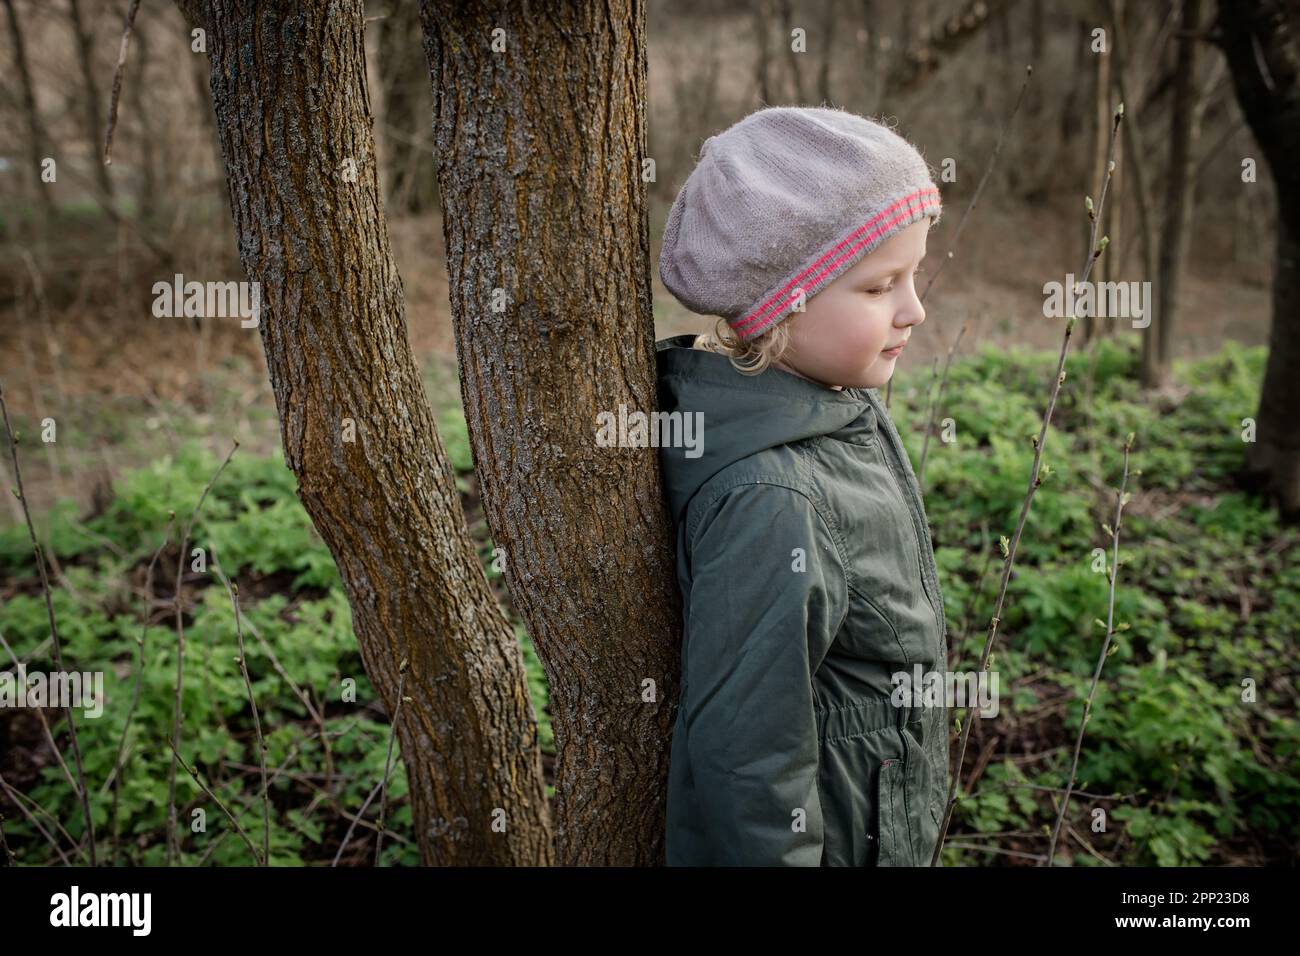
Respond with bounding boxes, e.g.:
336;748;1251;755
691;314;795;376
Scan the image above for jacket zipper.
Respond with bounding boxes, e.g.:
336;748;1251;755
861;390;947;640
861;389;945;867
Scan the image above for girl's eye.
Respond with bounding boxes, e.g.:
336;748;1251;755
866;266;922;295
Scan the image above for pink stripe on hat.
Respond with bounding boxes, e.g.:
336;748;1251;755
658;107;943;341
734;187;941;339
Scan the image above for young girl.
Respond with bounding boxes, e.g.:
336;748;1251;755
655;106;950;866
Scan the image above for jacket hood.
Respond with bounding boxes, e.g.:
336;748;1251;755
655;333;875;529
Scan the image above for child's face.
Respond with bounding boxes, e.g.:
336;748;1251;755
774;219;930;391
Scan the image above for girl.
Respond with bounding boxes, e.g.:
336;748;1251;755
655;106;950;866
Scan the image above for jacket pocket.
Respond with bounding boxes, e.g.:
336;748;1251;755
833;442;939;665
875;757;916;867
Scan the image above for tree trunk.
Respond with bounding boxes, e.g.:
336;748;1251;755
3;0;56;217
67;0;115;201
129;16;159;224
781;0;805;102
176;0;552;864
375;0;438;214
754;0;774;107
817;0;835;106
1106;0;1159;350
419;0;683;865
1214;0;1300;518
888;0;1010;95
858;0;887;116
1146;0;1207;386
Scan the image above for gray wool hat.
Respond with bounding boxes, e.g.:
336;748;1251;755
659;106;942;342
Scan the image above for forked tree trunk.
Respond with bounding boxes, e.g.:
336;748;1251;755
175;0;552;864
1215;0;1300;518
419;0;683;865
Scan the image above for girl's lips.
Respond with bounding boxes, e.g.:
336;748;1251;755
881;343;906;355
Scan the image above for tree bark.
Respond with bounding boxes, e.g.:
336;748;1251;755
1146;0;1208;386
419;0;683;865
67;0;115;201
3;0;56;217
1106;0;1159;351
1214;0;1300;518
177;0;553;864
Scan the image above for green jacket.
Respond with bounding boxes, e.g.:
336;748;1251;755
656;334;950;866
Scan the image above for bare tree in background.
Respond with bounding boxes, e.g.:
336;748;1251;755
856;0;888;115
67;0;114;201
780;0;806;102
753;0;775;105
375;0;439;214
420;0;683;865
3;0;55;217
816;0;836;105
1082;1;1117;347
1146;0;1215;385
175;0;553;864
1214;0;1300;517
888;0;1008;94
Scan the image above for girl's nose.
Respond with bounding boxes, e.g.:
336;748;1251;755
900;282;926;327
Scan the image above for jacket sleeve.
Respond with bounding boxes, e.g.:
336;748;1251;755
679;482;848;865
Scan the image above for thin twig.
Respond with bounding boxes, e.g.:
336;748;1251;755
166;439;239;866
917;320;970;489
951;519;992;673
931;102;1125;866
0;630;78;800
103;0;142;165
986;781;1141;801
0;811;14;865
922;64;1035;307
374;659;409;865
109;513;175;866
210;544;270;866
1045;433;1134;865
0;771;78;865
194;719;366;866
167;740;263;865
238;616;337;796
0;380;96;864
330;662;409;867
886;64;1034;411
945;842;1049;862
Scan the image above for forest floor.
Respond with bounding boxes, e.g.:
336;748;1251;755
0;200;1291;868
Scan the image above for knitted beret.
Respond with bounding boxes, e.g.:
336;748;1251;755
659;106;942;342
